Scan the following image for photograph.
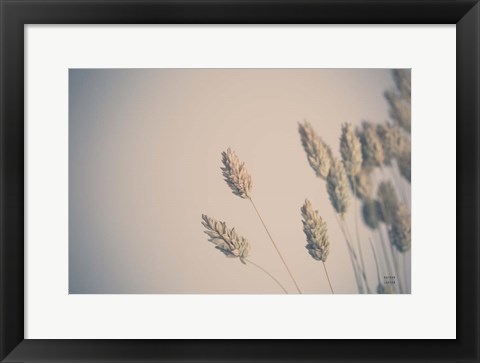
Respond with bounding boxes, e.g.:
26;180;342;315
69;68;411;294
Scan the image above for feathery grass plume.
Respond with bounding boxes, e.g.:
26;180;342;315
396;145;411;183
221;148;252;199
301;199;330;262
392;69;411;102
376;123;402;166
222;148;252;199
349;169;373;201
340;123;370;291
357;121;385;168
340;122;363;177
201;214;288;293
362;199;382;230
327;157;350;216
220;149;302;293
201;214;250;264
377;181;399;225
384;90;411;133
301;199;334;293
377;284;396;294
298;121;333;180
396;128;410;154
341;123;368;291
389;203;411;253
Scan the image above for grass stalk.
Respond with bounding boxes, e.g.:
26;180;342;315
369;237;383;292
249;197;302;294
386;227;404;294
334;213;364;293
376;228;394;280
245;258;289;294
342;217;371;293
322;262;334;294
352;178;370;292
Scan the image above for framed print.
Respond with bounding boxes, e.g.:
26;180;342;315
65;68;411;296
0;0;478;362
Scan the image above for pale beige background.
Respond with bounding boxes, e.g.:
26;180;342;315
69;69;411;294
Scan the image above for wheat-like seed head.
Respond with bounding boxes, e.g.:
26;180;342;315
389;203;411;253
298;121;333;180
301;199;330;262
396;129;411;154
221;148;253;199
376;123;401;166
396;144;411;184
362;199;381;230
326;157;350;216
384;90;411;133
377;181;399;225
201;214;250;264
376;122;411;180
357;121;385;168
349;168;373;201
392;69;411;102
340;122;363;177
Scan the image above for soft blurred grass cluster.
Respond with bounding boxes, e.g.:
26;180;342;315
202;70;411;294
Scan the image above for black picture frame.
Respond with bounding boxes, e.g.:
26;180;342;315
1;1;478;362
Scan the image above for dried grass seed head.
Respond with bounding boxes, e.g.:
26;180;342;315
389;203;411;253
396;144;411;183
327;157;350;216
357;121;385;168
301;199;330;262
221;148;253;199
384;90;411;133
376;123;401;166
298;121;333;180
377;181;399;225
349;168;373;201
362;199;382;230
377;122;411;180
340;122;363;177
392;69;411;102
201;214;250;264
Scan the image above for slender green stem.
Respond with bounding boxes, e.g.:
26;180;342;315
322;262;334;294
249;197;302;294
245;258;289;294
